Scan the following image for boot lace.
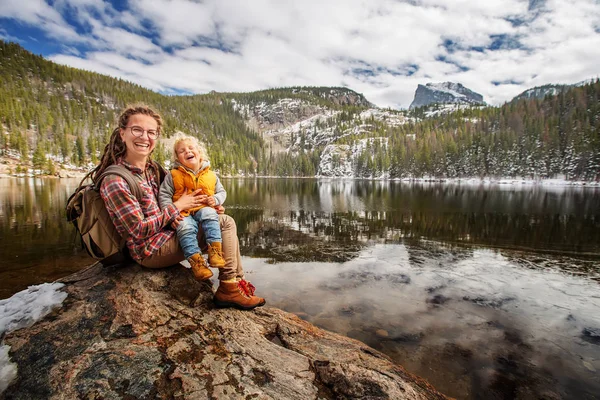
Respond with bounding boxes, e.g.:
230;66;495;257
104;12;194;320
238;279;256;297
209;245;224;260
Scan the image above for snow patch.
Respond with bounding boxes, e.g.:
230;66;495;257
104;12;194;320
0;283;68;394
427;82;467;99
0;346;16;394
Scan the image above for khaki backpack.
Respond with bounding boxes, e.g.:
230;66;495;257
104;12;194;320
66;162;165;266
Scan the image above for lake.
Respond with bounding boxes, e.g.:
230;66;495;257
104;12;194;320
1;177;600;399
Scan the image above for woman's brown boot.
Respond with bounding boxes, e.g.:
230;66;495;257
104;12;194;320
207;242;226;268
213;280;266;310
188;254;213;281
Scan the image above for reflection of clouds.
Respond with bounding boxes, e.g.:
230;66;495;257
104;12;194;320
239;243;600;397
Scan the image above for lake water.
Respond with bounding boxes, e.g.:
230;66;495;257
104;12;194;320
1;177;600;399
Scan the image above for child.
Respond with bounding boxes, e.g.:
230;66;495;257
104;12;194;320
159;132;227;281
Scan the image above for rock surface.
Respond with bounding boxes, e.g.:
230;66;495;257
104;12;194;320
2;263;450;399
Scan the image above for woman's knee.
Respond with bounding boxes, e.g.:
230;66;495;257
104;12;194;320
219;214;236;230
140;236;185;268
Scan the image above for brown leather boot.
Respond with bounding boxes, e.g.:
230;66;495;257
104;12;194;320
207;242;226;268
214;280;266;310
188;253;213;281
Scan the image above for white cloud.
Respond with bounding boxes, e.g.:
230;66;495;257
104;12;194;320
0;0;82;42
132;0;216;47
2;0;600;108
88;22;165;62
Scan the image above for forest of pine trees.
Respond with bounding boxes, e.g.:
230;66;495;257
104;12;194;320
1;40;599;180
383;82;600;180
0;41;266;175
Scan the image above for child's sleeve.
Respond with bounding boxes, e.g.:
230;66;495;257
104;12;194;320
213;177;227;206
158;172;176;209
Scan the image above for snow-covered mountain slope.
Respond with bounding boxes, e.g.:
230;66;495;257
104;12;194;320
225;79;599;181
510;84;570;102
409;82;486;109
510;79;599;103
317;137;389;178
233;97;407;156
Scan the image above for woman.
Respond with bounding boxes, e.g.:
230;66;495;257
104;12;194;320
90;104;265;310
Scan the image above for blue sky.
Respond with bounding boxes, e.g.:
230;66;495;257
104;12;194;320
1;0;599;108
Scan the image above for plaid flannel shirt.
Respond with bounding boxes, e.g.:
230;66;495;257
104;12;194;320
99;160;179;262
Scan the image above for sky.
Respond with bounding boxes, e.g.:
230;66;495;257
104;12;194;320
0;0;599;109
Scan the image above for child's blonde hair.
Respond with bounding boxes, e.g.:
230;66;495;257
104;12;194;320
172;131;209;162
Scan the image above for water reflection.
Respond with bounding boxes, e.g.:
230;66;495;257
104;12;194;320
2;177;600;294
0;178;93;299
238;244;600;399
225;178;600;215
226;179;600;261
1;177;600;398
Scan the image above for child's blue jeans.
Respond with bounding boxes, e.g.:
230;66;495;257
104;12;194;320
176;207;222;259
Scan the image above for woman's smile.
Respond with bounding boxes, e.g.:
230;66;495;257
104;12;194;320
120;114;158;165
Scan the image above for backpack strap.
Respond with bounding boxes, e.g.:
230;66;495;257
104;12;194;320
92;165;144;252
95;165;144;201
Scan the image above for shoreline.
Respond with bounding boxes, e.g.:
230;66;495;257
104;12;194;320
1;172;599;187
1;156;598;187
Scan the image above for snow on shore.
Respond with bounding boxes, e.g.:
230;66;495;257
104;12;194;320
0;283;67;394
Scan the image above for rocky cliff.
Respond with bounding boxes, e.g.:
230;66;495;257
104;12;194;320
240;88;373;133
234;94;406;165
1;262;449;399
409;82;485;109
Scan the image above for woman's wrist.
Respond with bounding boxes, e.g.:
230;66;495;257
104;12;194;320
173;199;184;211
168;202;182;216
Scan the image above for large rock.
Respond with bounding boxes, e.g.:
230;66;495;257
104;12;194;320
2;263;449;399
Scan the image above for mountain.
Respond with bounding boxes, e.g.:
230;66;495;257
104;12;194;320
510;79;600;103
409;82;486;109
233;97;406;158
510;84;571;102
1;40;600;181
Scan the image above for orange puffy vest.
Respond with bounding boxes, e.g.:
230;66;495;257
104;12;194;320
171;166;217;216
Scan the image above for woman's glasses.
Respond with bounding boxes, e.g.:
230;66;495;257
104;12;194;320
127;126;159;140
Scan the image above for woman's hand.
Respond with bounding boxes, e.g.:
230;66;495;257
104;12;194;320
214;205;225;214
170;214;184;229
173;189;203;211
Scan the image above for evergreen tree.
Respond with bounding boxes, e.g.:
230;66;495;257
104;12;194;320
32;142;46;169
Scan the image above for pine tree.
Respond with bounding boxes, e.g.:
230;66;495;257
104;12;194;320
32;143;46;169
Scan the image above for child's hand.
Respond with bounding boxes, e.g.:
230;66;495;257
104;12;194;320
196;194;215;206
205;196;216;207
